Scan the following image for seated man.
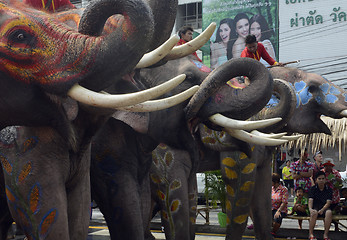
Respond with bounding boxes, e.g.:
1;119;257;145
241;34;283;66
308;171;333;240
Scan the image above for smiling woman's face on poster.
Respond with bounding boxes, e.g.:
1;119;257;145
204;0;278;67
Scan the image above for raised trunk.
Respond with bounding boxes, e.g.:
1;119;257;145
250;78;297;133
185;58;273;121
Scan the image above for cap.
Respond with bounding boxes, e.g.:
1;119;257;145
313;150;322;158
322;158;335;167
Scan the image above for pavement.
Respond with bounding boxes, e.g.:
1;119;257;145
7;196;347;240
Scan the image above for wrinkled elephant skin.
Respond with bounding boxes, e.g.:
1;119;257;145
0;0;155;239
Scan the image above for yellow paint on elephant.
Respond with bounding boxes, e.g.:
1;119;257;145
251;146;255;151
190;217;196;224
222;157;236;168
226;185;235;197
236;198;250;207
241;163;256;174
239;152;248;160
234;214;248;224
226;216;230;225
240;181;255;192
226;200;232;211
224;167;237;179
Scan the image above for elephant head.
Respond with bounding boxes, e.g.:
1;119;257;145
270;67;347;134
0;0;155;145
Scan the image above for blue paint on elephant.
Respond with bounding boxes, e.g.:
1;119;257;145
266;95;280;108
319;83;329;95
329;85;341;95
27;183;41;214
294;81;306;92
344;93;347;102
315;95;323;105
325;94;338;104
298;87;312;105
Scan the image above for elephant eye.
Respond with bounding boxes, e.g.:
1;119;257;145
8;29;36;46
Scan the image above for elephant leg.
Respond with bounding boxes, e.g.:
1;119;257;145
187;171;197;240
141;174;155;240
99;171;145;240
0;169;13;240
5;162;71;240
66;154;91;240
220;150;256;240
152;146;193;240
251;146;273;240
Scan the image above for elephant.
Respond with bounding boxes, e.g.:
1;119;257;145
148;77;297;240
90;53;286;240
149;66;347;240
0;0;185;239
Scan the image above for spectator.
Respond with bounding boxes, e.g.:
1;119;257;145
290;148;313;194
312;150;324;181
308;171;333;240
322;158;343;211
282;160;294;197
177;26;202;62
271;173;288;236
292;187;309;229
336;187;347;215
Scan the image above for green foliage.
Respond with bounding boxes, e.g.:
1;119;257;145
204;170;227;213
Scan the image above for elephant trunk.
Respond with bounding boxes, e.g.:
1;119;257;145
145;0;178;51
250;79;297;133
184;58;273;121
24;0;154;94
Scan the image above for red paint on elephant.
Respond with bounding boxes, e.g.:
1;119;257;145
23;0;75;12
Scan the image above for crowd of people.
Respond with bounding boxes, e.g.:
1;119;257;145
272;149;347;240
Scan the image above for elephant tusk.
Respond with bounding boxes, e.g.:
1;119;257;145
135;35;180;69
250;130;287;139
163;22;216;61
116;85;199;112
67;74;186;108
340;109;347;117
208;113;282;131
280;134;303;141
225;129;288;146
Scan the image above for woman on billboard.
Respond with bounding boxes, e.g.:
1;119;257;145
210;18;234;69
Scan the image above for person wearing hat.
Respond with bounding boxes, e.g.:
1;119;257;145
322;158;343;211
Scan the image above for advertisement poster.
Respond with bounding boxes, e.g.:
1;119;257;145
202;0;279;69
279;0;347;85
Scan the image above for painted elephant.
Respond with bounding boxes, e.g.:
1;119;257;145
148;78;296;240
91;53;281;240
0;0;174;239
149;66;347;240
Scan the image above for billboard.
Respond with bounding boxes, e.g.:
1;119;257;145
279;0;347;86
202;0;279;69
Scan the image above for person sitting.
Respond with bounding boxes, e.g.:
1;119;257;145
322;158;343;212
336;187;347;215
292;187;309;229
308;171;333;240
271;173;288;236
177;26;202;62
240;34;283;66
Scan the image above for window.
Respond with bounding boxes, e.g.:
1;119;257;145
177;2;202;30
